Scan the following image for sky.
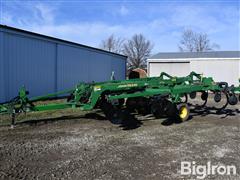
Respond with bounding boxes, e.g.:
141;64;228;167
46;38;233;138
0;0;239;54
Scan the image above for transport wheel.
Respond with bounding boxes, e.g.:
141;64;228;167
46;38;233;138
176;103;190;122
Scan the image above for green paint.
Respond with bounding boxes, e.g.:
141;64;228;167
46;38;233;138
0;72;239;118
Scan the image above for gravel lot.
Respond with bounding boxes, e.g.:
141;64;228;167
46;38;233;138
0;99;239;180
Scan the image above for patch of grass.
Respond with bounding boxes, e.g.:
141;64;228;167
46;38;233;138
0;108;89;126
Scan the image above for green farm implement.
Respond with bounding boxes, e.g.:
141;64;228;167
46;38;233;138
0;71;240;126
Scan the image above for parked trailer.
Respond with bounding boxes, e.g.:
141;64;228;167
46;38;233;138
0;71;239;126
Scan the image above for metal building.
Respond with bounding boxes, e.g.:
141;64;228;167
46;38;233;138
0;25;127;102
147;51;240;86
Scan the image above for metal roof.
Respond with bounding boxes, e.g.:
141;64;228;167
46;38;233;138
149;51;240;59
0;24;127;59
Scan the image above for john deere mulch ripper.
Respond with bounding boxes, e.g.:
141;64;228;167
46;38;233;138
0;72;239;126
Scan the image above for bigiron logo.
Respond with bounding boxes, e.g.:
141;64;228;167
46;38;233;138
180;161;237;179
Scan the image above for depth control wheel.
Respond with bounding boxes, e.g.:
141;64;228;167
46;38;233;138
176;103;190;122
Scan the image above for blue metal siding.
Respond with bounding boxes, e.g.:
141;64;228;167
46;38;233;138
0;31;4;102
57;44;90;91
111;56;126;80
89;52;112;82
57;45;125;91
0;27;126;101
3;33;56;100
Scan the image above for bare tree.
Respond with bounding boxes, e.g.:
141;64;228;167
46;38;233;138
123;34;153;70
179;29;219;52
99;34;125;54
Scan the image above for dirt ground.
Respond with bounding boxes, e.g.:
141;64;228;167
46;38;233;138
0;99;239;180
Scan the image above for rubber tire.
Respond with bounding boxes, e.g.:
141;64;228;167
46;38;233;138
176;103;190;122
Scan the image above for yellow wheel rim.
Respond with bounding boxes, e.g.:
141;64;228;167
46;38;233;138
179;106;188;120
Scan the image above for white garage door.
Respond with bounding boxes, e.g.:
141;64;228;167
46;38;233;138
149;62;191;77
191;60;240;86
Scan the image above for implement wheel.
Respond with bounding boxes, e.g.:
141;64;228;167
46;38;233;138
176;103;190;122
